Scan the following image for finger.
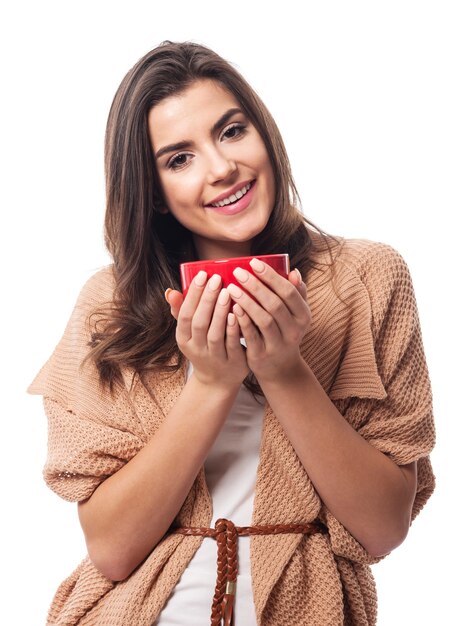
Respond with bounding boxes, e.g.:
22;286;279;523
190;273;223;346
206;287;231;356
225;311;245;355
232;302;265;349
288;269;308;302
165;289;184;320
176;270;208;343
227;276;286;342
288;268;301;288
248;258;306;318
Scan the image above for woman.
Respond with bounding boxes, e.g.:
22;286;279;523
29;41;436;625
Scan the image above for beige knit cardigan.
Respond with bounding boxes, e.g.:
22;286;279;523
29;238;436;626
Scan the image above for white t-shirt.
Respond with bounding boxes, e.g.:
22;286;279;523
154;363;265;625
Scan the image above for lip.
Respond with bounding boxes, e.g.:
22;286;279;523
205;180;256;216
205;179;255;206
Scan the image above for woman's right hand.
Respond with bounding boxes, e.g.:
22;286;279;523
166;271;249;389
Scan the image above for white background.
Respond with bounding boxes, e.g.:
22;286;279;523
1;1;468;624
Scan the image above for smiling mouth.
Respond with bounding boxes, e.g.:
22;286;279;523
207;181;253;208
205;180;256;216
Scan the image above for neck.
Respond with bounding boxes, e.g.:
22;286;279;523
194;237;252;260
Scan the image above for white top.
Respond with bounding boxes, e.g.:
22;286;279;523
154;363;265;625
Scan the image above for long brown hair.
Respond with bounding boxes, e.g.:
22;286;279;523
88;40;340;393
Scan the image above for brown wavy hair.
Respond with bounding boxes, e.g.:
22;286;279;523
87;40;340;393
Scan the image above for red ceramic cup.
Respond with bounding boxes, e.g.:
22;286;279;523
180;254;290;304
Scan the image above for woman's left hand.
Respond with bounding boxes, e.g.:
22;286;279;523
226;258;311;383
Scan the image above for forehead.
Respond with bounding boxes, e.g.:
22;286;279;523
148;80;242;146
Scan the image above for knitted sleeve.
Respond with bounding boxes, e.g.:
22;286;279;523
41;396;144;502
324;242;436;564
28;268;147;502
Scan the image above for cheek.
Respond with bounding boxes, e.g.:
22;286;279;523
251;142;274;185
258;153;276;200
161;173;201;209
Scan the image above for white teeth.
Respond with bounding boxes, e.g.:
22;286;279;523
211;182;252;207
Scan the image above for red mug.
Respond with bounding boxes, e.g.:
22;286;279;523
180;254;290;305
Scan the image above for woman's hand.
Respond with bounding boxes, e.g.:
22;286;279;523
165;271;249;389
225;259;311;384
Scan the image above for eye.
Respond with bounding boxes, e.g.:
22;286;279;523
167;152;193;170
221;123;247;141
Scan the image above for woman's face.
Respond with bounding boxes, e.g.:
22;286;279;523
148;79;276;260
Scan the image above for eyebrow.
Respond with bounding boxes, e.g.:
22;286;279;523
154;107;245;160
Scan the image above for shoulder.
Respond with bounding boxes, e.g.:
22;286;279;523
334;238;410;282
332;238;419;339
336;239;415;311
27;265;115;400
74;265;115;312
309;231;410;276
307;235;417;332
48;265;115;362
311;236;414;299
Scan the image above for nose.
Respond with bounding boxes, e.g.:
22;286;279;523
206;146;237;184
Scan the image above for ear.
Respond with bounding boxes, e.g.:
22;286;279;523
154;201;169;215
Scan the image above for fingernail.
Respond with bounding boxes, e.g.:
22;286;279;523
164;288;172;303
250;258;265;272
218;288;230;305
227;312;236;326
194;270;208;286
208;273;222;291
227;283;243;299
233;267;249;283
295;268;302;283
233;303;245;316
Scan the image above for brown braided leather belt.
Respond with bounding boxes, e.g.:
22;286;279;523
172;518;327;626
